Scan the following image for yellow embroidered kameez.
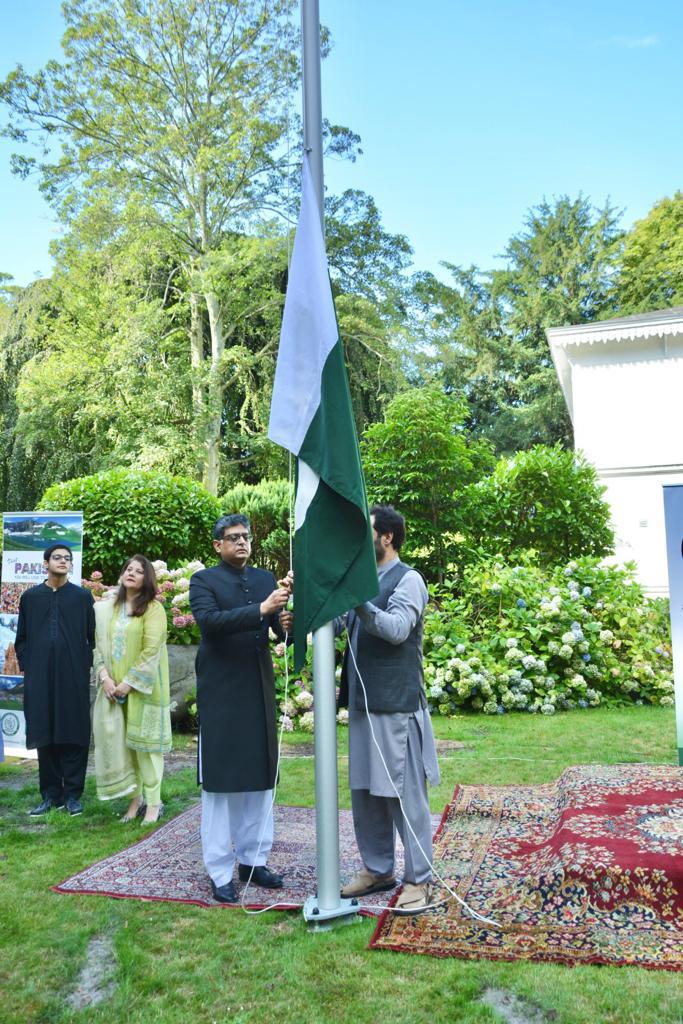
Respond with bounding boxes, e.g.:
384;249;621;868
93;597;171;804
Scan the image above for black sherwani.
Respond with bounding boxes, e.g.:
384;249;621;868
16;581;95;749
189;562;282;793
15;580;95;802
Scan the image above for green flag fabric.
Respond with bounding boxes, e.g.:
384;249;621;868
268;157;378;669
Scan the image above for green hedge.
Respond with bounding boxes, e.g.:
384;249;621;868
40;469;222;578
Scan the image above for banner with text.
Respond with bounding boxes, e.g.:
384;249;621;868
1;511;84;757
663;486;683;766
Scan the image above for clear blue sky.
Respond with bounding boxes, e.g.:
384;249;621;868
1;0;682;287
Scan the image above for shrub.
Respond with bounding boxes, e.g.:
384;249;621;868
463;445;615;564
423;553;673;715
40;469;222;577
220;477;291;578
361;386;494;581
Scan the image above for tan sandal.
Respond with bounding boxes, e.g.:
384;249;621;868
120;797;146;823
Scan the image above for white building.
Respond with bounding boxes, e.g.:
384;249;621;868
547;306;683;595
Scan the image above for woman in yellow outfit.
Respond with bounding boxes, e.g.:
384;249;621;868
93;555;171;825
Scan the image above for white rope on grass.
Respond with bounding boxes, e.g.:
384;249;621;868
346;639;497;925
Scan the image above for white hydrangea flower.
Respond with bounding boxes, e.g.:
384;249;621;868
294;689;314;709
299;711;315;732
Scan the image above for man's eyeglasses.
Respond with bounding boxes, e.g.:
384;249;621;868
222;532;252;544
50;554;73;563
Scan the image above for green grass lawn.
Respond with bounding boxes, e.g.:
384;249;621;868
1;707;682;1024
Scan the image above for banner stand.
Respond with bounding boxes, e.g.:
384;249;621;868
662;486;683;765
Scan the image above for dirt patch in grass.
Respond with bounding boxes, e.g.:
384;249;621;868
65;932;118;1011
480;987;555;1024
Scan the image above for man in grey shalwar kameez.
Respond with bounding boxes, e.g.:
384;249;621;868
338;505;440;914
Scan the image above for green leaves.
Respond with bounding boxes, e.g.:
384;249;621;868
38;468;222;577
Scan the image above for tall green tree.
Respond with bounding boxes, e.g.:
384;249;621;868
1;0;298;493
412;196;623;453
361;386;494;582
1;0;401;493
0;279;60;509
613;192;683;314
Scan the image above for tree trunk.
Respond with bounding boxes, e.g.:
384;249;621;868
189;291;206;480
204;290;224;496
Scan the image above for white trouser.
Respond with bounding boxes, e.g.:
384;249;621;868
201;789;274;887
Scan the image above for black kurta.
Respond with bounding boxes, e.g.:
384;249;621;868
15;581;96;749
189;562;283;793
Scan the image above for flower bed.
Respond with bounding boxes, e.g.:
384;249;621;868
423;554;673;715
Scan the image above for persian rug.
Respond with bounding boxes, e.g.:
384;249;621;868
53;803;438;916
370;764;683;970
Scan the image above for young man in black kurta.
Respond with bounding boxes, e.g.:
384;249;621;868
189;514;290;903
15;543;95;816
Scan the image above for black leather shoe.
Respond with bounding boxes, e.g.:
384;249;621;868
65;797;83;816
210;879;238;903
238;864;284;889
28;798;64;816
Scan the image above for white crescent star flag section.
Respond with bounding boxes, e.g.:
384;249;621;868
268;156;378;669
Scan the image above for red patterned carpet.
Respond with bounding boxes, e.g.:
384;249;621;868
53;803;438;916
370;764;683;970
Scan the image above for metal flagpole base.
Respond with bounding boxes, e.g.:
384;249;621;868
303;895;360;930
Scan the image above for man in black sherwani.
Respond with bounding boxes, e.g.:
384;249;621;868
16;543;95;817
189;514;289;903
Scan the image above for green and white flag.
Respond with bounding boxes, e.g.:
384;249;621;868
268;157;378;669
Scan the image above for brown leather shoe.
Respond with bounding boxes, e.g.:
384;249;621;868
393;882;433;915
341;868;396;898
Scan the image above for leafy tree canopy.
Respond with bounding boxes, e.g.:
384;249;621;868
613;192;683;314
361;386;494;581
411;196;623;453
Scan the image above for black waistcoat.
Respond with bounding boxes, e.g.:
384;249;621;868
339;561;425;713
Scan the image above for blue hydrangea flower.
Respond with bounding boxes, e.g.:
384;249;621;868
496;704;506;714
582;587;592;597
516;598;526;609
582;653;591;663
578;699;588;709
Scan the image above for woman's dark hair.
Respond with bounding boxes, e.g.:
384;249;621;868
115;555;159;617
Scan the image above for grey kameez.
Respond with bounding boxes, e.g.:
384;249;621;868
346;562;440;797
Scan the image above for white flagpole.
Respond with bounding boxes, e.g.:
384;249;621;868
300;0;357;925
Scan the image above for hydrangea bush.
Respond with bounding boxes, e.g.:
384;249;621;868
423;553;673;716
271;636;349;732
